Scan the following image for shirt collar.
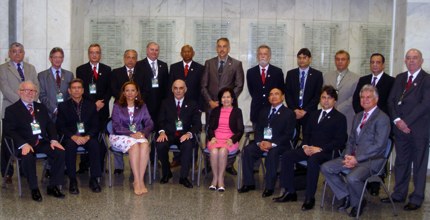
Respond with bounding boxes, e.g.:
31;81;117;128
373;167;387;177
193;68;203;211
321;107;333;114
271;103;283;112
183;60;192;67
259;64;270;71
175;97;185;106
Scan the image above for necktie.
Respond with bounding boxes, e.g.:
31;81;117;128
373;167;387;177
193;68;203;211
359;112;368;129
218;61;224;73
93;66;98;80
17;63;25;81
176;101;181;116
27;103;34;116
261;68;266;85
336;73;342;89
371;76;377;86
299;71;305;107
405;74;413;91
268;108;276;120
184;64;189;77
151;61;156;76
128;69;133;81
319;111;327;123
56;70;61;88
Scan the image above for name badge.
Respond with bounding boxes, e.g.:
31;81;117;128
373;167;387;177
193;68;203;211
77;122;85;133
152;78;159;88
176;120;183;131
264;127;272;140
56;92;64;103
31;121;41;135
129;123;137;133
89;83;97;94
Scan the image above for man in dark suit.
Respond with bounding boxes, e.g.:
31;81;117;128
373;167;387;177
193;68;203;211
156;80;201;188
382;48;430;211
285;48;323;145
321;85;391;217
274;86;347;211
247;44;284;125
56;79;102;194
76;43;112;174
4;81;66;202
238;88;296;197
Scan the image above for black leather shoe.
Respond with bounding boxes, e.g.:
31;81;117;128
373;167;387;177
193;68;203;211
368;182;380;196
349;199;367;217
45;169;51;178
114;169;124;175
301;198;315;211
226;167;237;176
160;172;172;184
4;175;12;184
89;178;102;193
76;167;88;174
31;189;42;202
179;177;193;188
238;185;256;193
337;196;350;211
380;197;404;203
47;186;65;198
272;192;297;202
404;203;421;211
69;178;79;194
262;189;274;198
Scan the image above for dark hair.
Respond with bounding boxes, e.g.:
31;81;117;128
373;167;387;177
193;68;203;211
270;87;285;95
217;37;230;46
321;85;338;101
297;48;312;58
370;53;385;64
68;78;84;89
118;81;144;108
50;47;64;58
335;50;350;60
217;87;237;108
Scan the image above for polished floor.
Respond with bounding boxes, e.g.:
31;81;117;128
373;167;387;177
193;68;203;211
1;159;430;220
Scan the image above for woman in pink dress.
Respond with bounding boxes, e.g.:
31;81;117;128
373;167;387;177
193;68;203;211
207;87;244;191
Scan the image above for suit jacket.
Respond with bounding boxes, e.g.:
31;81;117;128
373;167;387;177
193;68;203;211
255;105;296;148
111;103;154;138
246;64;284;123
285;67;323;112
352;72;394;114
302;109;347;152
207;106;244;144
157;97;201;140
387;70;430;138
111;66;145;101
0;61;39;117
37;68;74;118
76;62;112;126
324;69;359;134
4;100;58;148
344;107;390;164
56;98;99;139
169;60;204;109
201;56;244;105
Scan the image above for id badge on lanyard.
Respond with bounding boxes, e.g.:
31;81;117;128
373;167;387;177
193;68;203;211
89;83;97;94
31;121;41;135
77;122;85;133
56;92;64;102
264;127;272;140
152;78;159;88
176;119;183;131
129;123;137;133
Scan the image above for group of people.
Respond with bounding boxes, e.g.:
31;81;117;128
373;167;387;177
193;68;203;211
0;38;428;218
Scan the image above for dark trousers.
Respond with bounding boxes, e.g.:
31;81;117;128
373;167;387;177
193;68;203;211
157;137;194;178
20;140;65;189
280;149;332;199
64;138;101;179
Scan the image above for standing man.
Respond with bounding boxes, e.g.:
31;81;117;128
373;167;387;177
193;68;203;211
383;48;430;211
0;42;39;181
38;47;74;121
247;44;284;125
323;50;359;134
285;48;323;144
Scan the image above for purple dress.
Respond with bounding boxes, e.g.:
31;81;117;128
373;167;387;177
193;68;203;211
207;107;239;153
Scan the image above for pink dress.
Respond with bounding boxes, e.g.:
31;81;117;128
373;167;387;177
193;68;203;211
207;107;239;153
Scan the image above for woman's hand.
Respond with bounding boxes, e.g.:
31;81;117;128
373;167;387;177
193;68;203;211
226;139;233;146
209;137;217;146
131;132;145;139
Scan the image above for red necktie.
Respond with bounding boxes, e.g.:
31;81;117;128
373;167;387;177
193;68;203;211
405;75;413;91
261;68;266;85
184;64;189;78
359;112;368;129
93;66;98;80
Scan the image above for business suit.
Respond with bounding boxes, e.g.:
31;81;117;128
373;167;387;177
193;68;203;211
111;66;145;101
387;70;430;206
56;98;101;179
353;73;394;114
111;103;154;141
324;69;359;134
207;106;244;144
280;108;347;199
246;64;284;124
321;107;390;208
241;105;296;190
156;97;201;178
37;68;74;120
3;100;65;190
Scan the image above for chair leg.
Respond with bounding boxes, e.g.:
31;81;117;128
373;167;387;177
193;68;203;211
147;159;152;185
108;150;112;187
191;148;195;182
320;180;327;208
16;159;22;197
356;180;369;219
153;149;157;180
197;151;202;187
237;153;242;190
380;180;398;216
2;158;13;188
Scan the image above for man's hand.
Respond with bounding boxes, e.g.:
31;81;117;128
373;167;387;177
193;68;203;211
71;135;90;145
303;145;322;156
395;119;411;134
342;155;358;168
294;109;306;120
95;100;104;112
21;144;34;156
209;100;219;109
50;140;65;151
157;132;168;142
180;133;192;143
259;141;272;152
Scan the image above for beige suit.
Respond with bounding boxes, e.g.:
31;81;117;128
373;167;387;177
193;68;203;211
323;69;359;134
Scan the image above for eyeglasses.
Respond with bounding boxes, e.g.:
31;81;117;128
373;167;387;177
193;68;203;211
20;89;38;93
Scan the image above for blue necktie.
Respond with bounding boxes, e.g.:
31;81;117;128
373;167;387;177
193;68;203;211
17;63;25;81
299;71;305;107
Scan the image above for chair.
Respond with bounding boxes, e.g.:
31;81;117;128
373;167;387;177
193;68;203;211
103;120;152;187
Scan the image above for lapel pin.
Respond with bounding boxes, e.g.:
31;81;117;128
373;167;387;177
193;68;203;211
267;75;270;78
37;109;40;112
327;116;330;119
185;105;188;108
414;83;417;86
191;68;193;71
277;112;280;115
229;63;232;66
99;72;102;76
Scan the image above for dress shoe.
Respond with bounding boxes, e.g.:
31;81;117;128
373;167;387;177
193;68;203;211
348;199;367;217
380;197;404;203
31;189;42;202
209;185;217;191
179;177;193;188
45;169;51;178
301;198;315;211
76;167;88;174
262;189;274;198
217;186;225;192
226;167;237;175
160;172;172;184
4;175;12;184
272;192;297;202
170;160;181;168
337;196;350;211
89;178;102;193
69;178;80;194
114;169;123;175
238;185;256;193
47;186;65;198
368;182;380;196
403;203;421;211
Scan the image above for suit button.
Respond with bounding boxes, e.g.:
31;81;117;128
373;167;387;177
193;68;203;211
263;94;266;97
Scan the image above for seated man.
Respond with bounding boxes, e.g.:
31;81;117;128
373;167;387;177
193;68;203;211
274;85;347;211
3;81;65;202
321;84;391;217
56;79;102;194
238;87;296;197
156;79;201;188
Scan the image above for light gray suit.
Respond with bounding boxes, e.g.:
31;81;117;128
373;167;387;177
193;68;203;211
38;68;74;120
321;107;390;207
323;69;359;135
0;61;39;118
